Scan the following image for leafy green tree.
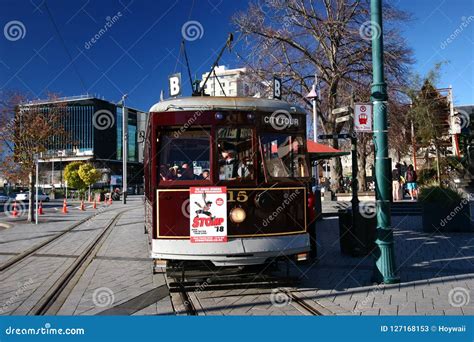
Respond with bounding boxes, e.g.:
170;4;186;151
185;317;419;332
406;63;450;184
78;163;102;198
64;161;86;190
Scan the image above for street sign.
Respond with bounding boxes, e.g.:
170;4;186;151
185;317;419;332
335;115;352;123
354;103;373;132
332;106;351;115
318;133;353;140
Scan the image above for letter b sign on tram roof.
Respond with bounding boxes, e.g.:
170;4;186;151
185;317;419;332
273;77;282;100
169;73;181;97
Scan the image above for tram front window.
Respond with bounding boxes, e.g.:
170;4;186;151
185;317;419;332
158;129;210;181
260;133;309;178
217;128;254;180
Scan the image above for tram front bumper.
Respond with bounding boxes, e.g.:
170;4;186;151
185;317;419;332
151;233;310;266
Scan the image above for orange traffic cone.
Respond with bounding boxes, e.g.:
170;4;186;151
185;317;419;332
62;198;68;214
93;199;97;209
80;200;85;211
11;201;19;217
108;193;113;205
38;201;44;215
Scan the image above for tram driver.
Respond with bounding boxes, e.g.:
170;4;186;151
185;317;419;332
219;148;250;180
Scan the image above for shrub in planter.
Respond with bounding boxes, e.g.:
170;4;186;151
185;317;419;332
419;186;472;233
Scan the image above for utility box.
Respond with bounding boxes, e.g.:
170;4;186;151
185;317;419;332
338;208;376;256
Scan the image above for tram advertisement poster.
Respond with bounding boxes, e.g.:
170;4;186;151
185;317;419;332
189;186;227;243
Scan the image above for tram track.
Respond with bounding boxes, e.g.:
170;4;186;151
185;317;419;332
0;206;139;315
163;263;325;316
0;205;128;272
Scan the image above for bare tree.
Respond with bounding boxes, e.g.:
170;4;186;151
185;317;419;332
233;0;414;189
0;92;68;222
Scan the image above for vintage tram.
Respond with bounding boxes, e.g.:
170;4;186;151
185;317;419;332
144;96;316;268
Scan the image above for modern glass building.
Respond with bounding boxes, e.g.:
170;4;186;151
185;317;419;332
20;95;147;192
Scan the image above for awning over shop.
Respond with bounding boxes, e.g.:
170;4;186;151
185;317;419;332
307;140;350;160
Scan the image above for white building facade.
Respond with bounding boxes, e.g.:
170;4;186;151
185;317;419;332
200;66;250;97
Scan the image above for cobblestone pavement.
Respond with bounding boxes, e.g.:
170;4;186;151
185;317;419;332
282;215;474;316
1;198;472;316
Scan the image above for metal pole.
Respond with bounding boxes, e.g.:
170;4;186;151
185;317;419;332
312;75;319;187
371;0;399;284
122;94;128;204
35;158;39;225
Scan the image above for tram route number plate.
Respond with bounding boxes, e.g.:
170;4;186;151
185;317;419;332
189;186;228;243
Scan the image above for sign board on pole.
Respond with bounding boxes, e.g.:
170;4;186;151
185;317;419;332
354;104;373;132
335;115;352;123
169;73;181;97
318;133;353;140
189;186;227;243
273;77;282;100
332;106;350;115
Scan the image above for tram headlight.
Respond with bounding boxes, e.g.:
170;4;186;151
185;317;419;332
215;112;225;120
229;207;246;223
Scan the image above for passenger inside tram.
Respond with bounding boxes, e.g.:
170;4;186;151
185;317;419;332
217;128;253;181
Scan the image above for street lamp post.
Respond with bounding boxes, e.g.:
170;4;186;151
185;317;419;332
35;155;39;225
371;0;399;283
306;75;319;184
121;94;128;205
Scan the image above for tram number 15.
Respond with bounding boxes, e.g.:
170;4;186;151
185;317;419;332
228;191;248;203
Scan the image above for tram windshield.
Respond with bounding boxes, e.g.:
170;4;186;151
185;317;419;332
217;128;254;180
260;133;309;179
158;129;211;181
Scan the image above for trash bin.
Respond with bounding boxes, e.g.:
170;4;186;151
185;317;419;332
338;208;376;256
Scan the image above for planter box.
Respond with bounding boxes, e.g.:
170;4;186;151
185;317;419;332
421;201;472;233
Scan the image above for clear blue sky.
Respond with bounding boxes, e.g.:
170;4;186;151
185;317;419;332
0;0;472;111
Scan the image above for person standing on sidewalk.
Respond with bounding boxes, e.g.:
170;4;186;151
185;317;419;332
406;164;418;200
392;163;401;201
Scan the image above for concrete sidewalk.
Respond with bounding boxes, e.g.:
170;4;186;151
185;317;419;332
287;215;474;315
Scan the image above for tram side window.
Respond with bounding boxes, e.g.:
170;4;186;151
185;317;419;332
217;128;254;180
260;134;309;178
158;129;211;181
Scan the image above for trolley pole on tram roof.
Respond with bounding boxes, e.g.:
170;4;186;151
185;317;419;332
121;94;128;205
371;0;399;284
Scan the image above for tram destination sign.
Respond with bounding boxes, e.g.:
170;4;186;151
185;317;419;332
189;187;227;243
262;111;300;130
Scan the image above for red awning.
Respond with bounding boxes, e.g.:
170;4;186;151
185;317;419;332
307;140;350;159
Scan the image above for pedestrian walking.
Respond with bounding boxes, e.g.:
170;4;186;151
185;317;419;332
406;164;418;200
392;162;401;201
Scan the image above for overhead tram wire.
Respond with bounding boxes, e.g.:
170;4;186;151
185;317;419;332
43;0;87;93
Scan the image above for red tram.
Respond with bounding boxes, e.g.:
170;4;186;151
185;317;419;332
144;96;316;268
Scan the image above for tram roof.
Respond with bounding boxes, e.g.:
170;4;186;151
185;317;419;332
149;96;307;115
